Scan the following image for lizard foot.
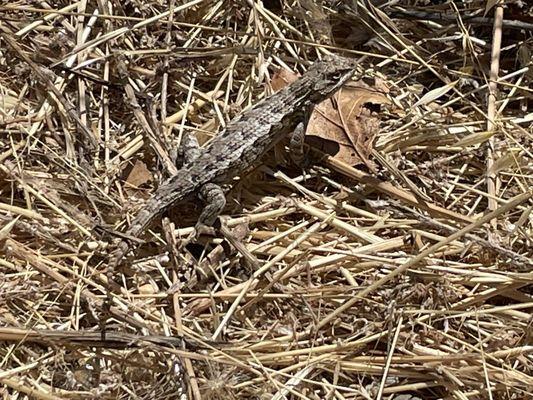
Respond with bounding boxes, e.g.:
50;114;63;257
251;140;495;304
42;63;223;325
179;222;217;248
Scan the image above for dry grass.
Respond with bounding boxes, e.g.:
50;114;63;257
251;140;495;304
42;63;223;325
0;1;532;399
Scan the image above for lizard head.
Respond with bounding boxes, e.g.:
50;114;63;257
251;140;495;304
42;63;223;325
308;54;359;101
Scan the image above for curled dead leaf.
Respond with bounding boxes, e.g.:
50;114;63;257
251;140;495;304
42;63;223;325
307;80;390;169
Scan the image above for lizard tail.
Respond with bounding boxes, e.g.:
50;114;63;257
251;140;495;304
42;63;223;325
108;170;198;269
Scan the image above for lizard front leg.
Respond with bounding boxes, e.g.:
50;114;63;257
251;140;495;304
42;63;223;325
289;105;314;166
174;131;202;167
289;121;306;166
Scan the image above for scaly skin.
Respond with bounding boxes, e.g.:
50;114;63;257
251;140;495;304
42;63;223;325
108;55;360;269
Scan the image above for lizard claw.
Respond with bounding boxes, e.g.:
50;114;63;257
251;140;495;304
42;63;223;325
180;223;215;248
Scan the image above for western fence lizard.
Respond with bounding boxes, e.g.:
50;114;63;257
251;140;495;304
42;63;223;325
108;54;360;270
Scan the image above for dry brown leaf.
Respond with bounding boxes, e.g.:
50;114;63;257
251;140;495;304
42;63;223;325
307;81;390;168
270;68;390;168
126;160;153;188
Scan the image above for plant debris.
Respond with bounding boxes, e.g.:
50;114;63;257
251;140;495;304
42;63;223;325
0;1;532;399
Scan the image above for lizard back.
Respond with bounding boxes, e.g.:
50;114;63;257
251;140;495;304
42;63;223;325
109;55;359;267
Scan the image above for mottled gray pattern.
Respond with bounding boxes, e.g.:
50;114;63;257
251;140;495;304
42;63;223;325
109;55;359;268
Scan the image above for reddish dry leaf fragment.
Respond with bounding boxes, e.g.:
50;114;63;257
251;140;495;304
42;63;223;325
270;67;299;92
126;160;153;188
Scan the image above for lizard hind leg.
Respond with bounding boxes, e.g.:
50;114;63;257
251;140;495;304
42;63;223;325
197;183;226;227
182;182;226;246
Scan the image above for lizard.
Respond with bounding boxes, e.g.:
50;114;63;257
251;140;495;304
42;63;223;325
108;54;361;271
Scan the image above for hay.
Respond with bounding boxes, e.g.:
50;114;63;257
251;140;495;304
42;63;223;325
0;1;531;398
